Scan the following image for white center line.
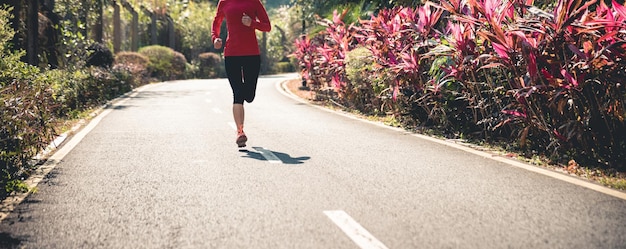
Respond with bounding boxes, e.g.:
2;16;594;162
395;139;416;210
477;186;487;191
252;147;282;164
324;210;389;249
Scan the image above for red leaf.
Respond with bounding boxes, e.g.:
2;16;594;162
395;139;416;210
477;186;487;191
541;68;554;80
502;109;528;118
553;129;568;141
613;0;626;19
392;83;399;101
560;69;579;88
528;51;538;78
492;42;510;59
568;44;587;59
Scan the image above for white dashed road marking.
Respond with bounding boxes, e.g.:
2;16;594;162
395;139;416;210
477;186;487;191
324;210;389;249
252;147;282;164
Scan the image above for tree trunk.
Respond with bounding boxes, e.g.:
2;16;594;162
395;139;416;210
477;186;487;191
94;0;103;42
27;0;38;66
141;6;157;45
260;32;268;74
167;15;175;49
121;0;138;51
113;0;121;52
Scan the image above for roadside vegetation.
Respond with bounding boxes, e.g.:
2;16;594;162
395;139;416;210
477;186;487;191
292;0;626;189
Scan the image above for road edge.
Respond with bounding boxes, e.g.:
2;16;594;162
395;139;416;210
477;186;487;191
276;79;626;201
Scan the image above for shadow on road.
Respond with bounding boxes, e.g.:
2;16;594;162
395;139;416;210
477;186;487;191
0;232;23;248
240;148;310;165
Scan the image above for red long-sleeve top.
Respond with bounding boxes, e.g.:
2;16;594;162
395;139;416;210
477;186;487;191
211;0;271;57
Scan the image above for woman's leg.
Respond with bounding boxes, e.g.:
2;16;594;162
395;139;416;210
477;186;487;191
232;104;244;132
242;55;261;103
225;56;248;146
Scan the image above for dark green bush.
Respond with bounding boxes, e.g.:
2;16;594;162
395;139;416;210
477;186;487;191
275;62;294;74
171;51;188;80
195;52;223;79
344;47;381;114
46;69;90;118
138;45;187;81
86;43;114;68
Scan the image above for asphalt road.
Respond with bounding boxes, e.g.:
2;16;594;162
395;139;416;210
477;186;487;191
1;74;625;249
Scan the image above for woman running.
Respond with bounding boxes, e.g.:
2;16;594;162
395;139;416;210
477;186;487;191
212;0;271;148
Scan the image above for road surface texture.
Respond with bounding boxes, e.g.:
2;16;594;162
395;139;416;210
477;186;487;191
1;74;625;248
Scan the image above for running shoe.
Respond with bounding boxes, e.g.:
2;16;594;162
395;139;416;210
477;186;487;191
236;131;248;148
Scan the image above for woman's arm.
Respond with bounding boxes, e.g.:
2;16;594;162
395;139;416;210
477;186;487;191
252;0;271;32
211;0;225;43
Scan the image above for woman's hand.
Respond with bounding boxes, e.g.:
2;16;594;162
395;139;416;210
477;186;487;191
213;38;223;49
242;13;252;27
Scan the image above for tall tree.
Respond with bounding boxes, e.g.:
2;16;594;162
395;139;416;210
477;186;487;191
26;0;38;65
94;0;103;42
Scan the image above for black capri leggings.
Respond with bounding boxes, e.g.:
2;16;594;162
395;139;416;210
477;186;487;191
225;55;261;104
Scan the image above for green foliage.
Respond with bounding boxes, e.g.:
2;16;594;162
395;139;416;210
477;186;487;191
5;179;29;194
265;0;293;9
1;7;52;196
344;47;383;114
113;51;150;86
0;5;13;53
267;5;301;72
194;52;223;79
139;45;187;81
46;69;89;117
0;12;55;195
171;51;188;79
275;62;294;73
86;43;114;68
169;1;217;61
56;19;93;70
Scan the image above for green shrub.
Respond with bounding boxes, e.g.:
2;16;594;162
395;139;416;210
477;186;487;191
115;51;150;65
47;66;133;119
138;45;187;81
171;51;188;80
87;67;131;100
169;1;216;61
114;52;149;86
0;76;55;197
344;47;381;114
275;62;294;73
86;43;114;68
47;69;87;117
195;52;223;78
1;7;56;196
